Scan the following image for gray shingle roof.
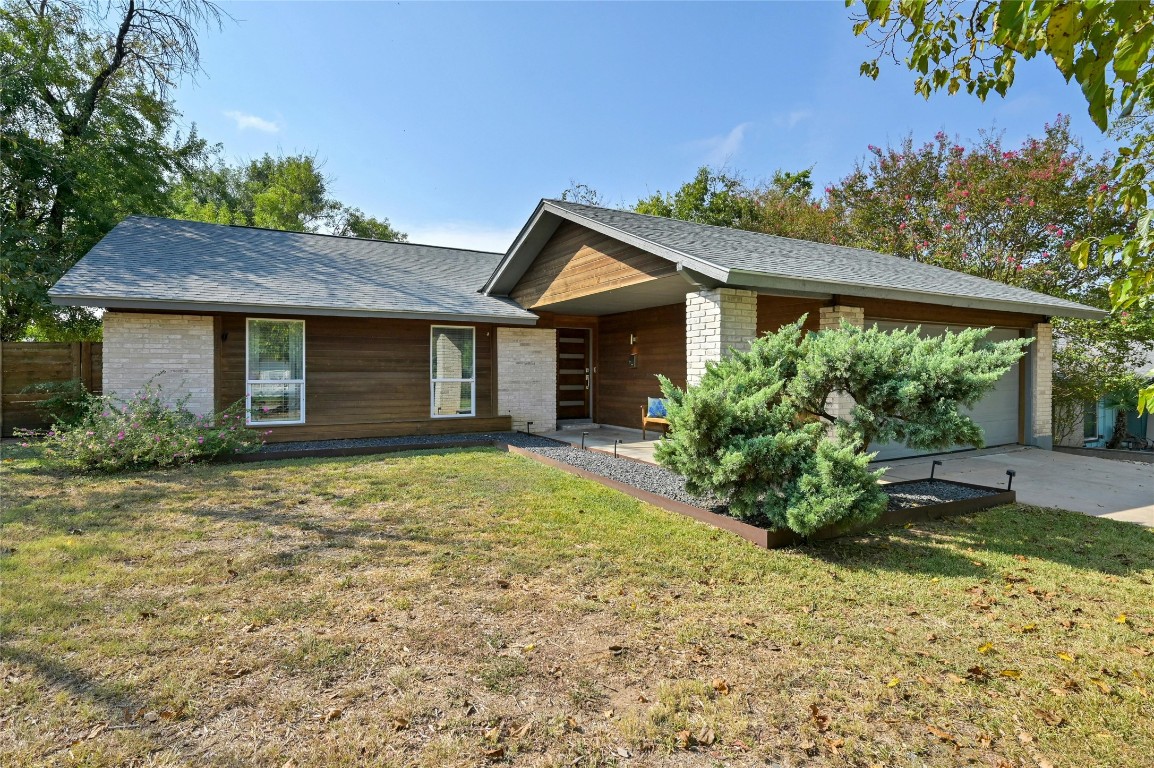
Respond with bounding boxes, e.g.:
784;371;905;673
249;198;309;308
514;200;1103;319
49;216;537;324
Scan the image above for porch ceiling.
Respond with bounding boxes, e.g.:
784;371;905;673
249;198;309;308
529;274;694;316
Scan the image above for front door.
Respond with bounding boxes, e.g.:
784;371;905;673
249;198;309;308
556;328;591;420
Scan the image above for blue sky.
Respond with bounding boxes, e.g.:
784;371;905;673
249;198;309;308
174;1;1114;251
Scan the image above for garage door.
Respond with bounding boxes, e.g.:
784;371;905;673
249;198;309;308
869;322;1022;461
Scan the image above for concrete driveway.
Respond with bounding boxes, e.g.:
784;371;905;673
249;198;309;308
875;446;1154;526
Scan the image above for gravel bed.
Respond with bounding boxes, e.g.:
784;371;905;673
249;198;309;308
260;431;563;453
520;445;723;509
883;479;998;511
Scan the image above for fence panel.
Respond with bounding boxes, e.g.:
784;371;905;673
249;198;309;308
0;342;102;436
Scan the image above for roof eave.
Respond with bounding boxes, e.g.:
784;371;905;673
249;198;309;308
48;294;540;326
726;270;1108;320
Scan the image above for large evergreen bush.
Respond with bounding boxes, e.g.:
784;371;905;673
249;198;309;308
654;318;1029;536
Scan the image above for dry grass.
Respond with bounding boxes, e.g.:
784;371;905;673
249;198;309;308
1;445;1152;767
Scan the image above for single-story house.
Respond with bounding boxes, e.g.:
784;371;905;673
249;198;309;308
49;199;1105;459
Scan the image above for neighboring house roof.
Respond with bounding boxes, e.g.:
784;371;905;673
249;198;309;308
484;199;1106;320
49;216;538;325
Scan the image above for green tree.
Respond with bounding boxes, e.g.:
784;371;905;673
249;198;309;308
830;118;1124;294
174;153;405;240
634;166;848;243
0;0;221;341
654;318;1029;536
849;0;1154;411
559;181;605;206
1052;302;1154;445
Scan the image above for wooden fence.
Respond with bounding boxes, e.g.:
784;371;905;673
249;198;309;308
0;342;102;436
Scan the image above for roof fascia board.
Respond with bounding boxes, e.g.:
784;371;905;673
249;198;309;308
676;264;722;290
727;270;1106;320
481;201;555;295
48;295;540;326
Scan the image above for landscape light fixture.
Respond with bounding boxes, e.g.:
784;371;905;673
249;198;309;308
526;421;533;436
581;431;589;450
614;439;621;458
930;460;943;481
1006;469;1016;491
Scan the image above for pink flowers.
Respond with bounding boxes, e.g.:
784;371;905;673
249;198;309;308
943;223;953;232
116;431;125;441
1099;183;1109;192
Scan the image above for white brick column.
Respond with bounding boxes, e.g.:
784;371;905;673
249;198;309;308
818;305;866;420
1028;321;1053;449
685;288;757;385
102;312;215;415
497;327;556;432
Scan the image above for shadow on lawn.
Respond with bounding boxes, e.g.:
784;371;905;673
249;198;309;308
809;505;1154;577
0;646;250;768
3;453;467;559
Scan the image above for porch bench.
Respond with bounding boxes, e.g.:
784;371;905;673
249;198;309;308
642;398;670;439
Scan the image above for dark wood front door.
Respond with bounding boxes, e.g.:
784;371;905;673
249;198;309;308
556;328;591;420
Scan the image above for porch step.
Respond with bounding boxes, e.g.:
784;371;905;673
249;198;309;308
556;420;600;431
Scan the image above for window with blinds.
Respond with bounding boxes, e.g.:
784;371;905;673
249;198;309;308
247;318;305;425
430;326;475;418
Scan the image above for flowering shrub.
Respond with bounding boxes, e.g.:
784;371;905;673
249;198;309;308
20;381;267;473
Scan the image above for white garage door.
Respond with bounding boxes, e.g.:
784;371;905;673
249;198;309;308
869;322;1022;461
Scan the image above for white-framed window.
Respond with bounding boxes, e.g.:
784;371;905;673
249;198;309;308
246;318;305;425
430;325;475;418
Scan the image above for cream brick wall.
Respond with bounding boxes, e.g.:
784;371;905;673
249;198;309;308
686;287;757;385
103;312;215;415
818;304;865;331
1030;321;1053;448
818;305;866;420
497;328;556;432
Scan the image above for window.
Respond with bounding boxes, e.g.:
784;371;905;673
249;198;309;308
430;326;475;418
247;319;305;425
1083;401;1099;442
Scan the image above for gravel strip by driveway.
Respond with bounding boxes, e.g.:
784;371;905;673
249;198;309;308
520;445;723;509
883;480;998;511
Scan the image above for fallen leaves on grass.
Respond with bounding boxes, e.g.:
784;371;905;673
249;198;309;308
809;704;830;732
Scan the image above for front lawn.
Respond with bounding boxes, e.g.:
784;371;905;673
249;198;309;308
2;447;1151;767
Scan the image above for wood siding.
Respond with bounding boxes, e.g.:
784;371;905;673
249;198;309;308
511;221;676;308
217;314;507;442
845;297;1045;329
595;303;686;429
755;295;1045;338
756;296;824;336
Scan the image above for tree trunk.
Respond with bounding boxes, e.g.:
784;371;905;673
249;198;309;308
1105;408;1128;449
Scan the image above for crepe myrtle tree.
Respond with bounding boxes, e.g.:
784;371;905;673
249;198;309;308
654;318;1030;537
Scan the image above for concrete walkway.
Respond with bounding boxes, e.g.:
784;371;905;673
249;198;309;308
542;425;661;464
542;427;1153;527
874;446;1153;526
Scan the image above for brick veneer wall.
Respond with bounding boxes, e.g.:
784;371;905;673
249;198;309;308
686;288;757;385
1030;322;1053;448
818;305;866;420
102;312;215;415
497;327;556;432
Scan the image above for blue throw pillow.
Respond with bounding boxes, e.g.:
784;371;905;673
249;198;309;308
647;397;667;418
